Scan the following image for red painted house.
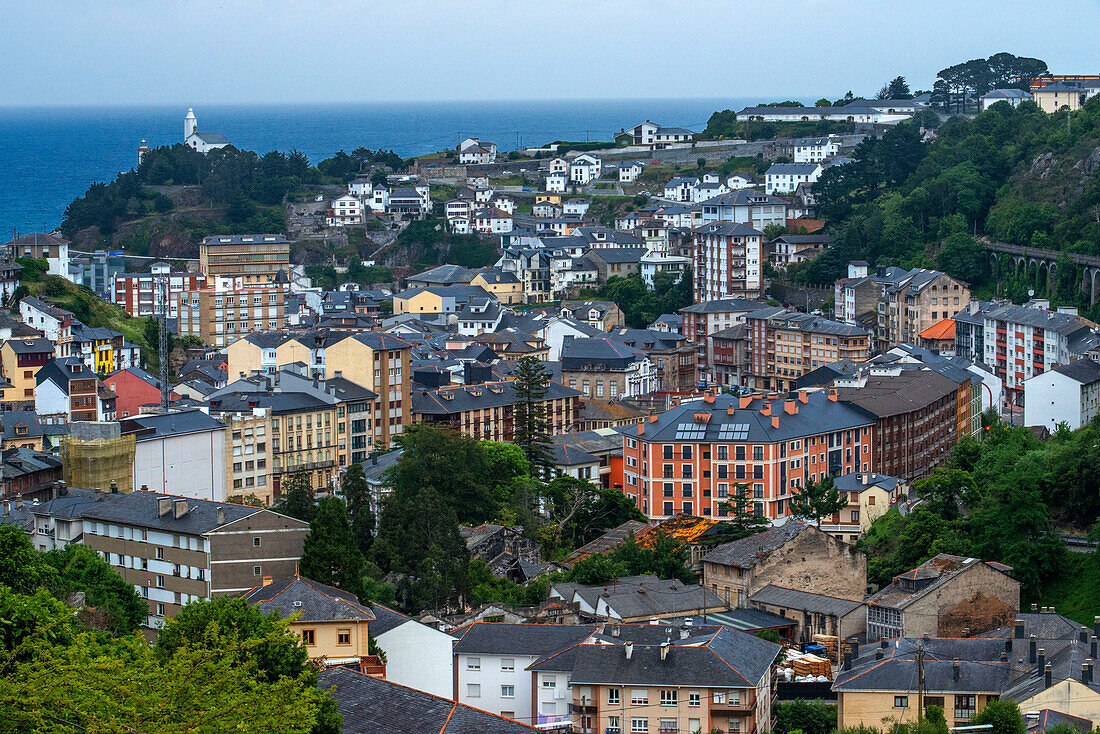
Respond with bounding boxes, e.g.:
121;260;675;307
105;367;178;418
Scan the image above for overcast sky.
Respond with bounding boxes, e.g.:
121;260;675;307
3;0;1100;107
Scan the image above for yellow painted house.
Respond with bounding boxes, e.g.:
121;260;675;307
471;270;523;305
242;575;385;677
393;285;493;315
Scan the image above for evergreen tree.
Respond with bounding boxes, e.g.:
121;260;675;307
299;498;365;596
787;475;847;528
384;424;495;524
717;483;771;540
340;463;375;555
274;470;316;522
512;355;553;475
886;76;912;99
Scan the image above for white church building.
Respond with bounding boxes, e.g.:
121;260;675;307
184;108;232;153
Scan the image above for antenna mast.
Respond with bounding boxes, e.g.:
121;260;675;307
155;272;170;411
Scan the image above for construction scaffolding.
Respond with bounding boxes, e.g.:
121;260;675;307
60;422;135;493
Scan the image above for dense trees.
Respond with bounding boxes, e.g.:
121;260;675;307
577;269;693;328
858;418;1092;598
512;356;553;474
932;53;1047;112
0;538;338;733
787;475;847;528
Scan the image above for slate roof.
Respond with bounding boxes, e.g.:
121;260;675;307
1048;358;1100;385
588;248;647;264
692;221;764;238
566;626;779;687
766;163;822;175
699;190;787;208
836;370;961;418
832;471;901;495
833;636;1015;693
192;131;231;144
680;298;767;314
750;584;863;617
242;575;375;622
121;409;225;439
366;602;417;637
745;308;868;337
5;337;54;354
631;391;873;444
36;356;97;389
702;523;812;568
567;520;649;560
1026;710;1093;734
451;622;597;656
982;88;1033;100
317;667;537;734
1;411;49;440
546;443;599;467
413;380;581;416
606;327;686;351
866;554;1015;611
560;337;647;370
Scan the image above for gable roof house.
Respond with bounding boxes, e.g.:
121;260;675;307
701;521;867;610
242;574;382;676
865;554;1020;641
318;666;536;734
549;575;728;622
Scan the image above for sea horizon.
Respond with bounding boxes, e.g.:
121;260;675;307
0;97;801;238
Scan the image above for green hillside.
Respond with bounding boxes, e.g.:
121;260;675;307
791;96;1100;319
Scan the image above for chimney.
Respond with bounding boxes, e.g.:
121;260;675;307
1000;651;1008;662
262;576;273;587
158;497;172;516
1044;663;1052;689
1029;635;1037;664
798;391;809;404
1091;635;1097;660
173;499;188;519
881;638;889;649
1015;619;1025;639
1085;659;1094;685
611;625;620;637
1031;603;1038;612
680;627;689;640
625;642;633;659
761;402;771;416
784;400;797;415
952;661;960;682
660;641;670;661
110;479;118;494
141;484;149;492
638;423;645;435
827;388;838;402
851;641;860;659
1081;628;1090;645
875;649;884;660
217;508;226;525
1038;648;1046;672
843;652;852;670
771;416;779;429
334;371;342;379
57;480;67;497
1094;616;1100;640
739;396;753;409
1005;638;1013;654
15;500;22;509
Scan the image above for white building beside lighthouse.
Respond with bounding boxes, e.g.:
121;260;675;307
184;108;232;153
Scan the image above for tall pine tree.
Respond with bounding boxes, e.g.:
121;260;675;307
512;355;553;476
299;497;365;596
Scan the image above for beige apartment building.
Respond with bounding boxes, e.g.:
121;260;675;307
225;330;412;448
212;410;272;505
877;269;970;350
176;278;287;349
198;234;291;285
745;309;870;391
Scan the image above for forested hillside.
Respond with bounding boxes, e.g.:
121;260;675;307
791;96;1100;319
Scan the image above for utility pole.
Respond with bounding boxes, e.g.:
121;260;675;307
917;642;925;722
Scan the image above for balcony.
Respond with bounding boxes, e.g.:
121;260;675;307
710;693;755;713
606;729;621;734
571;703;598;714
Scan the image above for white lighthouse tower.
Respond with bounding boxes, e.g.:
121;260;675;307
184;108;198;141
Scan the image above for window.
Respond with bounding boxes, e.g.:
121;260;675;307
926;697;945;709
501;658;514;671
631;719;649;733
253;565;262;575
301;629;315;645
631;689;648;705
688;691;700;707
954;695;976;720
894;696;909;709
542;676;556;689
157;603;166;616
501;685;515;698
608;716;621;733
156;547;164;560
337;629;351;645
663;445;673;460
467;657;480;671
608;689;621;705
467;684;481;698
253;537;261;547
156;574;164;588
660;690;678;706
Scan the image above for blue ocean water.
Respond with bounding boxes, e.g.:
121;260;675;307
0;98;758;239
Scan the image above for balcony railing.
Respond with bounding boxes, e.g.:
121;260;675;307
571;703;598;714
710;694;755;713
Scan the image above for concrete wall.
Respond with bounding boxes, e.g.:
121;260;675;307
375;619;455;699
134;428;227;501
